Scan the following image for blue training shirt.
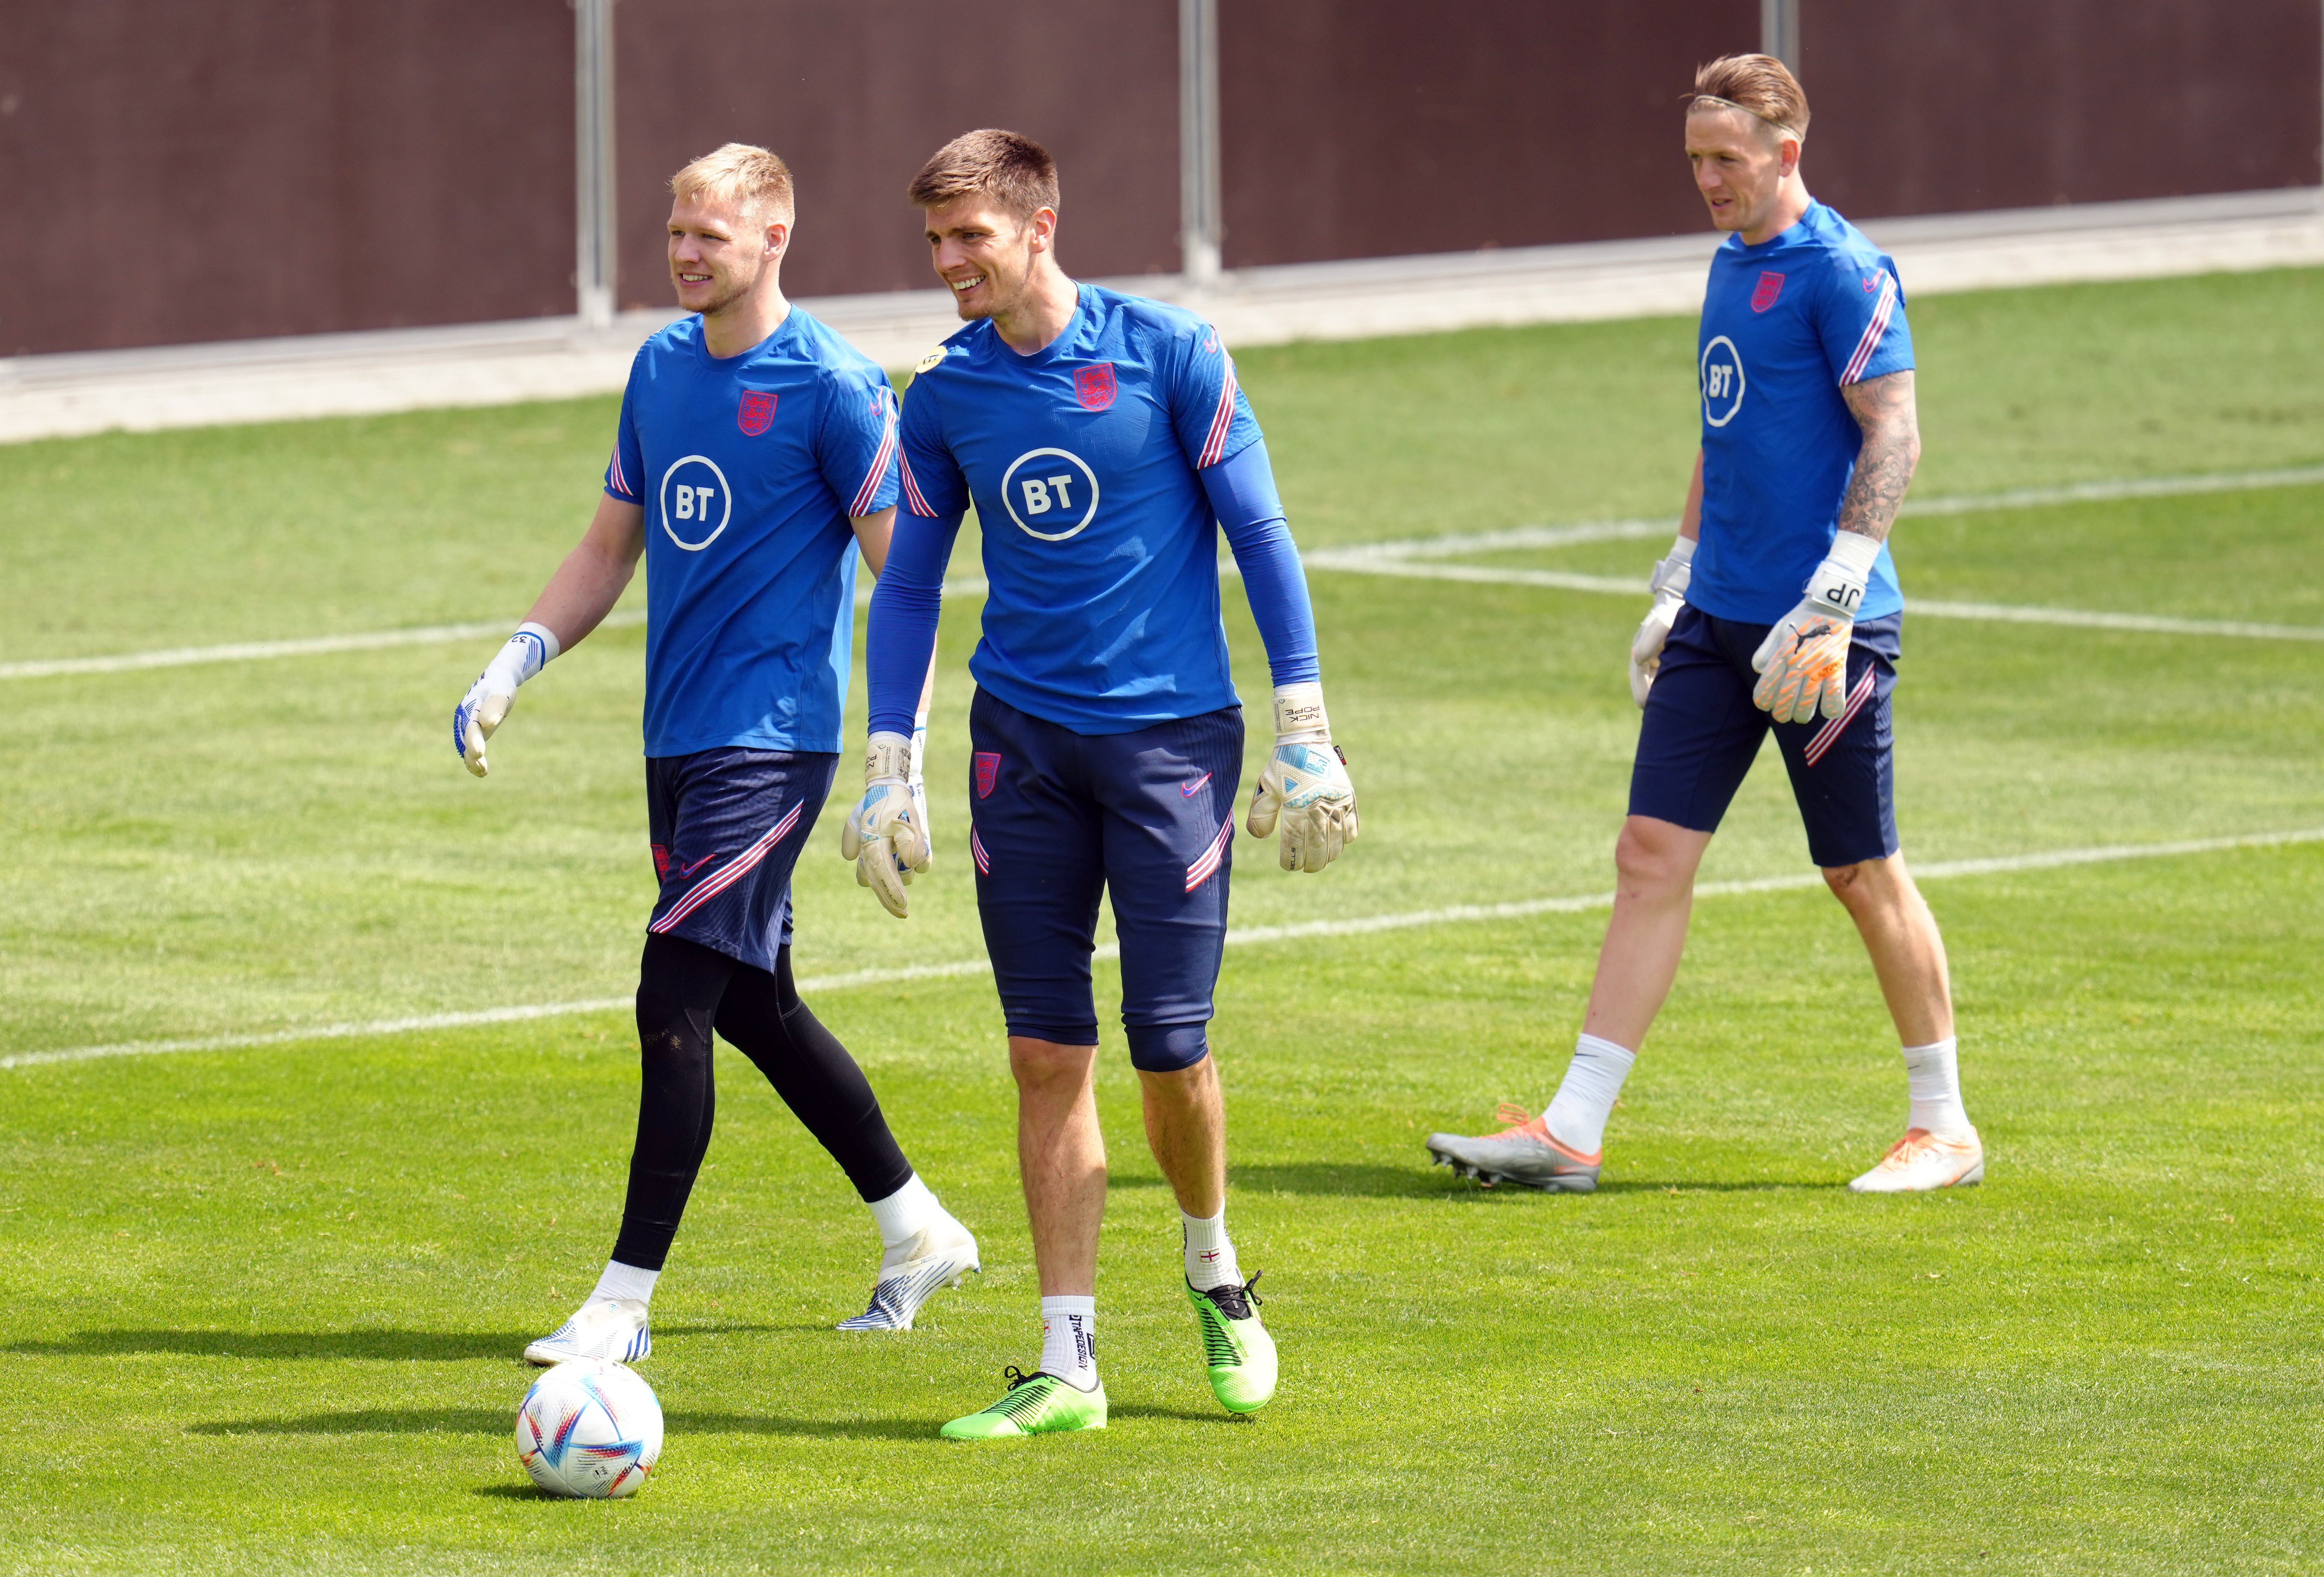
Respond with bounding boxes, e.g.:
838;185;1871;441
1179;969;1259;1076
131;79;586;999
1692;200;1914;625
604;308;899;757
888;283;1271;735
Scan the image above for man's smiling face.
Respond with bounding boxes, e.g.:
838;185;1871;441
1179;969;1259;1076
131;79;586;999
667;193;781;317
923;195;1048;323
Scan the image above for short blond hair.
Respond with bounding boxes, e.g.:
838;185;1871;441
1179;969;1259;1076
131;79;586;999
907;129;1059;221
1690;54;1810;142
670;142;795;223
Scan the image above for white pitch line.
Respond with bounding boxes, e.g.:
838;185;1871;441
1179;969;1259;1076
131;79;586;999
9;825;2318;1073
1897;462;2324;517
1301;555;2324;641
0;610;651;681
9;462;2321;682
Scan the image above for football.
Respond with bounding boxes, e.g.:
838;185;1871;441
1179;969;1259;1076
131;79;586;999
515;1358;664;1498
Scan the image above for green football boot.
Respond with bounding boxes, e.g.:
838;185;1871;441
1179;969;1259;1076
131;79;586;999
1186;1272;1276;1414
938;1366;1108;1440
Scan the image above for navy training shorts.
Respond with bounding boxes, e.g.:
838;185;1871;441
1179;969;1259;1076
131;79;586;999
1629;607;1902;868
644;747;837;974
966;688;1244;1072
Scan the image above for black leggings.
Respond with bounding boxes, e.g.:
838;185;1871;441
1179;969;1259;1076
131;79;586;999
609;932;914;1272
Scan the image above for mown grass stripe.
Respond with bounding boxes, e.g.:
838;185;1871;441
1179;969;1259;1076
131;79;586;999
8;462;2320;682
9;826;2316;1072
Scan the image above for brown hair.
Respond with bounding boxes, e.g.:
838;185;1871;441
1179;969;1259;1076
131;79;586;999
671;142;794;223
907;129;1060;220
1690;54;1810;141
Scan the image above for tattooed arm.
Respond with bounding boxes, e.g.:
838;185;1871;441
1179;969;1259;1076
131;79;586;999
1836;369;1921;544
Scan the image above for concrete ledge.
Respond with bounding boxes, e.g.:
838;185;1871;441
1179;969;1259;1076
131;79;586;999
3;187;2317;444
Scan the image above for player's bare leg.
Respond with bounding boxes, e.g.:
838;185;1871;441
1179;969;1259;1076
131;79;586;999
1137;1058;1225;1220
1009;1036;1107;1299
1429;816;1708;1191
1136;1054;1273;1412
936;1035;1111;1438
1822;854;1951;1045
1824;855;1982;1191
1583;817;1715;1051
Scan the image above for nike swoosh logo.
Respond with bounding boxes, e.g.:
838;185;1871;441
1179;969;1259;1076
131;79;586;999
1180;773;1211;797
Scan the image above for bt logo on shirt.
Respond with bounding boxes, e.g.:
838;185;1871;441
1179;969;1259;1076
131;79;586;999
660;455;733;551
1700;335;1747;428
1000;447;1101;542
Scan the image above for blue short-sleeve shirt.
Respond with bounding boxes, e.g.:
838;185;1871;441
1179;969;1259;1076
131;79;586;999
604;308;899;756
1692;201;1914;625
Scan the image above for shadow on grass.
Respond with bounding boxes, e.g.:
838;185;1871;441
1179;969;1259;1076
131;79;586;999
1230;1162;1824;1198
7;1324;782;1362
194;1407;950;1440
1228;1162;1456;1198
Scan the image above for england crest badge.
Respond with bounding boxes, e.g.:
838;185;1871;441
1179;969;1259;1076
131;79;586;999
974;752;1001;798
1751;271;1786;313
1074;363;1116;411
737;390;777;435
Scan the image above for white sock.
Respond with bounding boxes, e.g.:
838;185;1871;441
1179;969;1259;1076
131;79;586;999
1181;1209;1242;1291
1902;1037;1973;1140
590;1260;658;1307
1037;1296;1099;1390
867;1173;944;1250
1544;1033;1638;1157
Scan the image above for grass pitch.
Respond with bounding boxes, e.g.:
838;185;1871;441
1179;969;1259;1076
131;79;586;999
1;267;2321;1574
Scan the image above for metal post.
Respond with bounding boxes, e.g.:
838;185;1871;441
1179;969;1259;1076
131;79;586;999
575;0;617;329
1179;0;1222;289
1761;0;1800;73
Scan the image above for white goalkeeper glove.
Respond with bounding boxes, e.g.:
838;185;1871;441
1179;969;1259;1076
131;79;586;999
840;731;929;919
1246;682;1359;873
1628;534;1695;708
452;622;559;777
1751;531;1880;724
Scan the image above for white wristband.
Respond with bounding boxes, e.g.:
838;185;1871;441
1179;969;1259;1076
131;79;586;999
482;621;560;694
1662;533;1696;567
1271;682;1329;741
865;730;912;785
1804;532;1881;619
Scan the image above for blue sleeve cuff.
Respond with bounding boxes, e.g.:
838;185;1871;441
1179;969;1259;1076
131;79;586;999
866;510;961;735
1202;439;1321;688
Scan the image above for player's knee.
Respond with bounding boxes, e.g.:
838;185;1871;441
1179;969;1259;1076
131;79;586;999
1008;1034;1098;1092
1821;855;1899;914
1614;818;1694;895
1125;1022;1209;1074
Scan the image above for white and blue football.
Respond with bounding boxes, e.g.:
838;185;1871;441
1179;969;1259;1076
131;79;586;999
515;1358;663;1498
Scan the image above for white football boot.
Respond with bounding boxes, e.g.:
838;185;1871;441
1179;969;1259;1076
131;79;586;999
836;1214;981;1332
524;1298;651;1366
1848;1127;1985;1193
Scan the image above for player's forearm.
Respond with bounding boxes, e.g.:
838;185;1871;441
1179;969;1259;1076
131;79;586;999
1679;450;1704;542
865;509;959;735
523;496;645;650
1203;440;1321;686
1836;371;1920;544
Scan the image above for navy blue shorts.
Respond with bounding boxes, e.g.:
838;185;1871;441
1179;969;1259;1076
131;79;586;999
1630;607;1902;868
966;689;1244;1072
644;748;837;974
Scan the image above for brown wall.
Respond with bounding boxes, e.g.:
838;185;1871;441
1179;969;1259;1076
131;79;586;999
1217;0;1761;266
3;4;2319;357
613;0;1180;310
1806;0;2324;218
0;0;574;358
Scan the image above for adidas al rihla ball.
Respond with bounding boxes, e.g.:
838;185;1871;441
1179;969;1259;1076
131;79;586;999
515;1358;663;1498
